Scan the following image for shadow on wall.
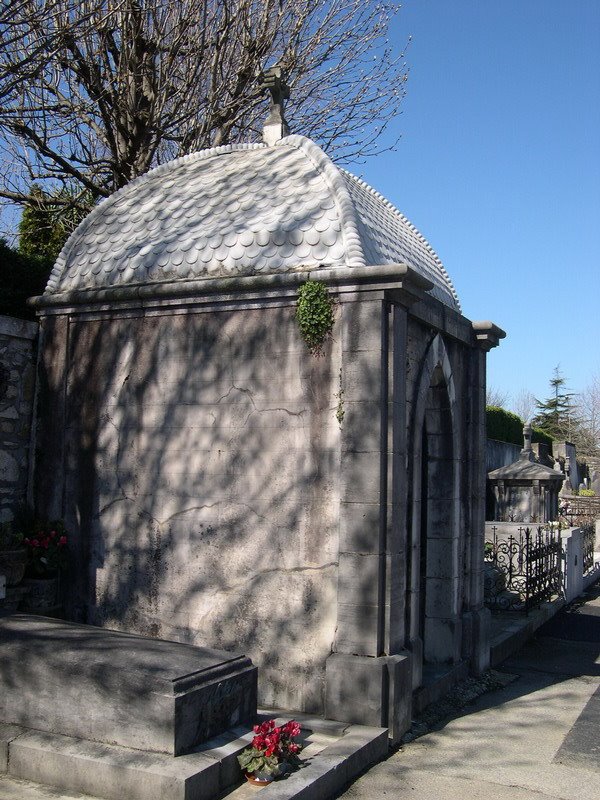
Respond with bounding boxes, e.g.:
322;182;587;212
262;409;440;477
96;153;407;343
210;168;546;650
33;297;377;712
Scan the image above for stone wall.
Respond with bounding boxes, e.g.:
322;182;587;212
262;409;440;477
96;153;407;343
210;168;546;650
486;439;520;471
0;316;37;523
35;304;339;714
33;277;498;726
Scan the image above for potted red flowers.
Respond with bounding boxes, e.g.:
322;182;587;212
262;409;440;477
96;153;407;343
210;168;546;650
237;719;302;785
21;519;69;613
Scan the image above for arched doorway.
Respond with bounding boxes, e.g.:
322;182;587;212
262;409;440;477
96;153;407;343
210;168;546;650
407;336;461;687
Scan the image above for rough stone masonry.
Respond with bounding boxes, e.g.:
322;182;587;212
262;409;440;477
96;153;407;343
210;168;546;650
0;316;37;524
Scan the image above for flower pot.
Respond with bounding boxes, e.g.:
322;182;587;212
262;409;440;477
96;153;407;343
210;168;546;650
245;771;275;786
0;548;28;586
20;574;60;613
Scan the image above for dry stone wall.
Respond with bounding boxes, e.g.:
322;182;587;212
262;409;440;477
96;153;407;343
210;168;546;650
0;316;37;523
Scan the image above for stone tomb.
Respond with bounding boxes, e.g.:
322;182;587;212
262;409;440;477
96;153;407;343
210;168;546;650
487;423;564;524
32;128;504;741
0;614;257;755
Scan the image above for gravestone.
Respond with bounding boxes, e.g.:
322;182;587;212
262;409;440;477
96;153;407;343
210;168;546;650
0;614;257;755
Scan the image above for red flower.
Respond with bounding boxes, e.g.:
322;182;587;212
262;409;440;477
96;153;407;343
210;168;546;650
58;536;67;546
283;721;301;737
31;539;39;548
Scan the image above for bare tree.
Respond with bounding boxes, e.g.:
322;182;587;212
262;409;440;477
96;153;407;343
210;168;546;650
486;385;509;409
0;0;409;218
511;389;536;422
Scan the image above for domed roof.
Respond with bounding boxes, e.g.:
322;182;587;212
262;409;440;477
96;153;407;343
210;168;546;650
46;135;460;311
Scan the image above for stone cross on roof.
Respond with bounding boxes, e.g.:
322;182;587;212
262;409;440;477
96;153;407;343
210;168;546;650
260;65;290;146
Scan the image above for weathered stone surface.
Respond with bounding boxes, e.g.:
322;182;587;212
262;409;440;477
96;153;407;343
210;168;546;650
32;190;499;728
0;722;25;772
33;307;340;714
0;451;18;483
334;602;379;656
0;316;37;522
340;450;381;503
325;653;412;743
0;614;257;755
339;501;381;553
8;730;220;800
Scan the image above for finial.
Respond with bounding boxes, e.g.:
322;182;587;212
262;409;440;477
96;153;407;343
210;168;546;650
520;421;534;461
259;65;290;146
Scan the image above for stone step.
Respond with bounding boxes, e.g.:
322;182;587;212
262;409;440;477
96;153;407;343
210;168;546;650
0;773;99;799
225;725;389;800
6;729;220;800
1;713;388;800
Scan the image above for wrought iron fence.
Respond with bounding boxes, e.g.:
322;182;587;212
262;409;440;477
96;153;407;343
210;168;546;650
582;523;596;575
484;525;563;613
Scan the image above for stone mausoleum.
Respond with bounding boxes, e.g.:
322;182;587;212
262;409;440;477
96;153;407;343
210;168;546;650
31;96;504;740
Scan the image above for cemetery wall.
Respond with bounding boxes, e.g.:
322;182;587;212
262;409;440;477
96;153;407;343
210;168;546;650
0;316;37;523
486;439;520;471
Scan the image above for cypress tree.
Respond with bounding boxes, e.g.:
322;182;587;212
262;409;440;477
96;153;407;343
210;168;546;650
533;367;580;442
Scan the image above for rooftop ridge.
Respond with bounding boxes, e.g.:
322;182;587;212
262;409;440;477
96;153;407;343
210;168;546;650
277;135;365;268
340;169;461;311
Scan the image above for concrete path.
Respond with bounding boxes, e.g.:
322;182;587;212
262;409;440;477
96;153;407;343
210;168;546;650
337;583;600;800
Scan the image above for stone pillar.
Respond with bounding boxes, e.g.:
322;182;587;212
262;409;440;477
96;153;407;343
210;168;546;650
333;295;386;659
532;481;541;523
325;283;423;743
464;322;505;673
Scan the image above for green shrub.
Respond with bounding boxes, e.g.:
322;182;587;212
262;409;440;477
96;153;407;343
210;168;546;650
0;238;52;320
578;488;596;497
486;406;554;451
486;406;524;446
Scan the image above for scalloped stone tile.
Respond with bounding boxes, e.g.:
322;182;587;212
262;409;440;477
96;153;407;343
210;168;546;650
46;137;459;310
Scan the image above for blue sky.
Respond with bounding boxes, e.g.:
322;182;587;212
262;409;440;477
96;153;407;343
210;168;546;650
350;0;600;409
2;2;597;410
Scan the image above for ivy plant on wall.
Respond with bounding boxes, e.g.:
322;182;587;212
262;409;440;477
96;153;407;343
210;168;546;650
296;280;334;355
